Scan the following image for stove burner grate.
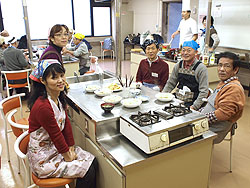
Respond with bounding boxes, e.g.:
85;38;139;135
130;111;160;127
163;104;192;117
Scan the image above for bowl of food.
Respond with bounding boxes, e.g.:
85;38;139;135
107;83;123;91
85;85;101;93
101;103;115;113
102;95;123;104
94;88;113;97
155;93;174;102
121;98;142;108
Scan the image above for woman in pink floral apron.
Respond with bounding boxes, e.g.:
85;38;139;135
28;59;97;188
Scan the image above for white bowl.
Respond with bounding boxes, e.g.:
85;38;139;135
94;88;113;97
121;98;142;108
155;93;174;102
85;85;101;93
129;89;141;96
102;95;123;104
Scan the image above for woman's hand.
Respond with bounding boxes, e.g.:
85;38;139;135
62;149;75;162
69;146;77;160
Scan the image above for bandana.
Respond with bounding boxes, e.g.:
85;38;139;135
30;59;61;83
182;40;199;51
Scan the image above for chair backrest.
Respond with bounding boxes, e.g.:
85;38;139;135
0;93;25;116
8;109;28;137
14;131;29;157
103;38;112;50
1;69;31;89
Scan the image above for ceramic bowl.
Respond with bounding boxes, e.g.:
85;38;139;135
155;93;174;102
121;98;142;108
94;88;113;97
102;95;123;104
101;103;115;113
85;85;101;93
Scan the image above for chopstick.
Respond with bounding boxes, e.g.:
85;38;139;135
129;76;134;87
117;75;124;87
125;75;127;87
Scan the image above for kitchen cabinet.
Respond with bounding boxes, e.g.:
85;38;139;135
86;138;125;188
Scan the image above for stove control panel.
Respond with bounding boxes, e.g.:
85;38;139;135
192;119;209;135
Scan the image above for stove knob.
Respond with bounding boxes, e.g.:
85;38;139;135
194;124;201;130
201;121;207;128
161;134;168;142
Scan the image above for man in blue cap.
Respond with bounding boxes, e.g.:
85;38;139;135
163;40;208;110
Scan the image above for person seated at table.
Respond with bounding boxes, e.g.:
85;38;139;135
162;40;208;110
136;39;169;91
63;33;91;75
28;59;97;188
199;52;245;144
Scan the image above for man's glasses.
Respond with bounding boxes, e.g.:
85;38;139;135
218;63;233;70
54;33;69;38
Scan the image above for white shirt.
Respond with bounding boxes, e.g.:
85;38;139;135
178;17;198;46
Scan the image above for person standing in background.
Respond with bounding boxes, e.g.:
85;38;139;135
171;2;198;47
199;16;220;54
63;33;91;75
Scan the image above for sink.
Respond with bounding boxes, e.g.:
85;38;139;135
62;56;79;62
66;71;114;84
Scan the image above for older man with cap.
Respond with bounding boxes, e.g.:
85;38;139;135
171;0;198;47
163;40;208;110
63;33;91;75
136;39;169;91
3;36;29;71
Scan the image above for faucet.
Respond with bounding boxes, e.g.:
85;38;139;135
74;71;80;83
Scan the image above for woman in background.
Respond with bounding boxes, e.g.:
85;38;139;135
199;16;220;54
27;59;97;188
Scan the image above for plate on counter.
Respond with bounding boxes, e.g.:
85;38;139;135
107;83;123;92
102;95;123;104
94;88;112;97
155;93;174;102
85;85;101;93
121;98;142;108
136;95;150;102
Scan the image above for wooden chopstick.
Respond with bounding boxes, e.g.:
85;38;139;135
125;75;127;87
117;75;124;87
129;76;134;87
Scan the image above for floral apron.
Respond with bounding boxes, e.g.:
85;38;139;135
27;96;95;178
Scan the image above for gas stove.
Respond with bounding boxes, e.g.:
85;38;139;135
120;105;209;154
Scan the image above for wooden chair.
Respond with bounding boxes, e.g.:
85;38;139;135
100;38;115;60
0;93;28;162
14;131;74;188
224;122;237;173
1;69;31;97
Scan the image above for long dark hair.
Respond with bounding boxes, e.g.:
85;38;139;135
28;63;67;110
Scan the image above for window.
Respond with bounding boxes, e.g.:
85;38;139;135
0;0;111;39
93;7;111;36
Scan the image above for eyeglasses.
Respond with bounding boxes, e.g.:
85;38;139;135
217;63;232;70
54;33;69;38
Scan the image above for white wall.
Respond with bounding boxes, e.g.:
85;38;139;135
199;0;250;50
127;0;161;35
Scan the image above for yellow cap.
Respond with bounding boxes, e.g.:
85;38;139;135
74;33;85;40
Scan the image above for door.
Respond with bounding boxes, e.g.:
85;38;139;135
165;2;182;49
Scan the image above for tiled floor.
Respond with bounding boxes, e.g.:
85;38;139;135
1;58;250;188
